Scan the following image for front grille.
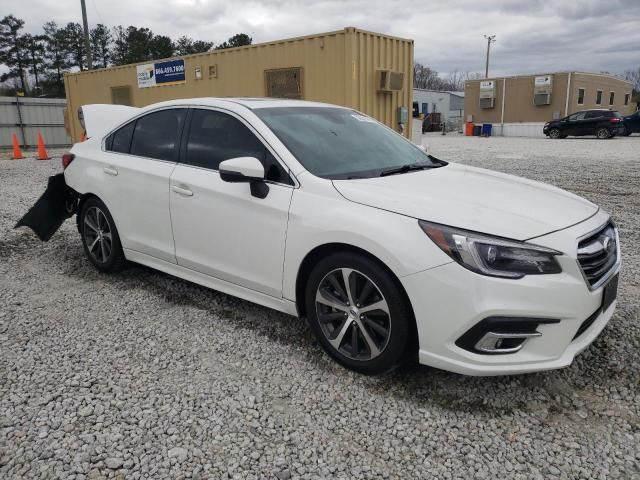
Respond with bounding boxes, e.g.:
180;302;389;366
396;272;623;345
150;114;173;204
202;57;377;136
577;222;618;288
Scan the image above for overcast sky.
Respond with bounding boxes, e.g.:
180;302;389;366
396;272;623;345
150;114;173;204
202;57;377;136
9;0;640;77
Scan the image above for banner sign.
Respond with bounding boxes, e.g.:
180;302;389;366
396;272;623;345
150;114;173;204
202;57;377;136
137;59;186;88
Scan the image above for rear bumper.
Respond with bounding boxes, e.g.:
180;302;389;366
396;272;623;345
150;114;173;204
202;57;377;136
401;212;620;376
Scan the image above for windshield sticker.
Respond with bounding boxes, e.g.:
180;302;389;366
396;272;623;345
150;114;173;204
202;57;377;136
351;114;377;123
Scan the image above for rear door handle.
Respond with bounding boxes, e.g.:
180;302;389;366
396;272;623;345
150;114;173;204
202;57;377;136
171;185;193;197
103;166;118;176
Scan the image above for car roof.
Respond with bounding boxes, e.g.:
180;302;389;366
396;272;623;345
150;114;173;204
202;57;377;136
576;109;618;113
141;97;347;111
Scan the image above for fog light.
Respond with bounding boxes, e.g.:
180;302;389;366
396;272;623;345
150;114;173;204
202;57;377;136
456;317;560;355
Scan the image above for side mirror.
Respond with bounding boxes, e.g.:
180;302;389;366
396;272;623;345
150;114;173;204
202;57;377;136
219;156;269;199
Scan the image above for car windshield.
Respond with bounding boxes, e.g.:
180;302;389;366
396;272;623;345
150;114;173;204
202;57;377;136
255;107;444;179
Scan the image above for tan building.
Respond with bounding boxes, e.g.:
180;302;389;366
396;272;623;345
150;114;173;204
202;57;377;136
64;27;414;142
464;72;634;136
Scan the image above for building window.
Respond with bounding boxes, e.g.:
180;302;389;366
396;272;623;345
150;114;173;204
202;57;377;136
265;67;302;99
625;93;630;106
577;88;585;105
596;90;602;105
111;86;132;106
609;92;615;106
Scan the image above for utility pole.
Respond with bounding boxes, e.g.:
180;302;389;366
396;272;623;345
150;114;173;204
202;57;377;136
80;0;93;70
483;34;496;79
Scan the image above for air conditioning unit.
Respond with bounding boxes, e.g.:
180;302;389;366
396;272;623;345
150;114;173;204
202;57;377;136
480;97;495;109
479;80;496;109
377;70;404;92
533;75;552;105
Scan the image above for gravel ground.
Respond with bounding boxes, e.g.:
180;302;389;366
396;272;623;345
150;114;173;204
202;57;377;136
1;136;639;479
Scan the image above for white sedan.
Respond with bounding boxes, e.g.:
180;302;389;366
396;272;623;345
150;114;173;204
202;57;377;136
23;97;620;376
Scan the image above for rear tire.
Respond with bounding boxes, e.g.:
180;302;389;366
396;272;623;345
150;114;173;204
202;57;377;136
596;127;611;139
305;252;414;375
548;128;561;139
79;197;126;273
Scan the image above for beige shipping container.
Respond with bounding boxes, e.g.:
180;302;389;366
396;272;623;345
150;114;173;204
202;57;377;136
64;27;414;142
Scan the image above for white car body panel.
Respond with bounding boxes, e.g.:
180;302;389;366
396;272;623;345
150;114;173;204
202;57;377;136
169;163;293;297
63;97;620;376
66;137;177;263
333;163;598;240
81;104;140;138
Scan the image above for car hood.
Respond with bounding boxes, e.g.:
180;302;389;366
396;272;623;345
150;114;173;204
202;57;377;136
332;163;598;240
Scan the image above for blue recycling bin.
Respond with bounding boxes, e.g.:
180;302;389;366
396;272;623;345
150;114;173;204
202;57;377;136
481;123;493;136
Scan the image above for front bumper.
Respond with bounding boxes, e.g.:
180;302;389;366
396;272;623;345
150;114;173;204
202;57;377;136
401;211;620;376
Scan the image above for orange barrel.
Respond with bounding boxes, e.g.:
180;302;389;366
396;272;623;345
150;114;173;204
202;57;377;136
465;122;474;136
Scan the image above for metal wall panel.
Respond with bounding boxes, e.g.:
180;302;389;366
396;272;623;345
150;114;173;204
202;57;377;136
0;96;71;148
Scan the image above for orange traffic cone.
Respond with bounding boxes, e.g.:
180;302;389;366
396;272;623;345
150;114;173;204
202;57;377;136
36;133;50;160
12;133;24;160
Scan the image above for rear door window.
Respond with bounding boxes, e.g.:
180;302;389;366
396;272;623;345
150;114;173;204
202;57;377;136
129;109;186;161
184;109;292;184
585;111;604;119
107;121;135;154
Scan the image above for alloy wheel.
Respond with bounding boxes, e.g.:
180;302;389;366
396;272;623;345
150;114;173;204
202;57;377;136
315;268;392;361
596;128;610;139
83;206;113;264
549;129;560;139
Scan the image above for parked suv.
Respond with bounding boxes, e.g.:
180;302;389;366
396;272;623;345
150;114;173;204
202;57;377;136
544;109;624;139
622;110;640;136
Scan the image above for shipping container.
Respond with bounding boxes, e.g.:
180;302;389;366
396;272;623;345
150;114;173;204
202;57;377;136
64;27;414;141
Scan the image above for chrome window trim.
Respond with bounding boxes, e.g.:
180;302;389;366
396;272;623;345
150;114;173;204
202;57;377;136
575;219;621;291
100;104;299;188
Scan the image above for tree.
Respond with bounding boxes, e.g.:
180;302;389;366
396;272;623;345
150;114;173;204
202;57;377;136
413;63;442;90
215;33;252;50
23;33;46;93
623;67;640;94
63;22;86;70
0;15;28;94
191;39;213;54
91;24;112;68
175;35;213;56
42;21;69;96
413;62;481;91
111;25;128;65
149;34;174;60
123;26;153;64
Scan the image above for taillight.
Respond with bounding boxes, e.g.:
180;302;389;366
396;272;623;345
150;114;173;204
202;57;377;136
609;117;621;123
62;153;75;170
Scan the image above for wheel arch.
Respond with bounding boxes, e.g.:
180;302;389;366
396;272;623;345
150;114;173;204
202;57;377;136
75;192;118;233
295;243;416;322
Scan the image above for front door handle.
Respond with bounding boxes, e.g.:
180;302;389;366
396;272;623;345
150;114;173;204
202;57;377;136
171;185;193;197
103;166;118;176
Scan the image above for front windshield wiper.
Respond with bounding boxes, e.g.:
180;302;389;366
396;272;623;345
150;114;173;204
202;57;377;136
379;163;430;177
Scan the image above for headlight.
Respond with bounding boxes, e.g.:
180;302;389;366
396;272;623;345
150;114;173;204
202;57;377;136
419;220;562;278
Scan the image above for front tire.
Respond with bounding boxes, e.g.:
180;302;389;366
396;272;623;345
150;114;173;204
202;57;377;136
596;127;611;139
79;197;126;273
305;252;414;375
548;128;562;139
622;126;631;136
